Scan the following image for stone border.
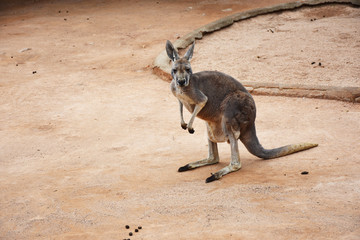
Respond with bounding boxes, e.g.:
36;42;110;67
153;0;360;102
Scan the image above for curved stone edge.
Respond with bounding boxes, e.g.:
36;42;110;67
153;0;360;103
243;82;360;102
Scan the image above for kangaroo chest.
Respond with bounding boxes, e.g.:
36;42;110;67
171;81;196;112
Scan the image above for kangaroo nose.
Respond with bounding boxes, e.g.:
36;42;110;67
177;79;186;86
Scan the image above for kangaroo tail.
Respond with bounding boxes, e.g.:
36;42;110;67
240;124;318;159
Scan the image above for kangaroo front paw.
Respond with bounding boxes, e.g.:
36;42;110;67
188;128;195;134
181;123;187;130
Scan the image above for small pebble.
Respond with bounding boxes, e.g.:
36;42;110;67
222;8;232;12
301;171;309;175
20;47;32;53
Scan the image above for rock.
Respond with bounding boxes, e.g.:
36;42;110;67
245;86;254;92
19;48;32;53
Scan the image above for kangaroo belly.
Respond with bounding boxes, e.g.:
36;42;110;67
206;121;239;143
206;120;241;143
206;121;227;143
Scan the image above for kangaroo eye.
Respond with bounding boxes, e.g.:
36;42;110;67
172;69;177;74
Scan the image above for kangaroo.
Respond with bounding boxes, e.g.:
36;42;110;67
165;40;318;183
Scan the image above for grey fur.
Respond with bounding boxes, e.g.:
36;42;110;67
166;40;318;183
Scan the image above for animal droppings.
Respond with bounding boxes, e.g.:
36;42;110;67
135;229;139;232
138;226;142;230
129;232;133;236
301;171;309;175
125;225;130;229
311;62;316;65
32;71;37;74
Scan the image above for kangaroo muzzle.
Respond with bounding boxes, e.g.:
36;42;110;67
177;78;187;86
175;72;190;86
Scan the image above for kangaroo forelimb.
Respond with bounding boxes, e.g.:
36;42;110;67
178;100;187;130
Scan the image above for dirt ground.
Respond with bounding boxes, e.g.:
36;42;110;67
192;4;360;88
0;1;359;239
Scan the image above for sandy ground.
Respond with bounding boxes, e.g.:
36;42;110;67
191;4;360;88
0;1;359;239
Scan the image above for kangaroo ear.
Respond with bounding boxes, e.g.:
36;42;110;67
184;41;195;61
166;40;180;62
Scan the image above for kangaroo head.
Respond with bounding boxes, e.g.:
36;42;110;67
166;40;195;87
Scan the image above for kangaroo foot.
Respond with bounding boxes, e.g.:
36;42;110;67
205;173;221;183
181;123;187;130
178;164;192;172
188;128;195;134
205;164;241;183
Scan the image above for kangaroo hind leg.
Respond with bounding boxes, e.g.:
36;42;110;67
205;130;241;183
205;93;253;183
178;139;219;172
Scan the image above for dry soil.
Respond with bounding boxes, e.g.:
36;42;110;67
0;1;359;239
